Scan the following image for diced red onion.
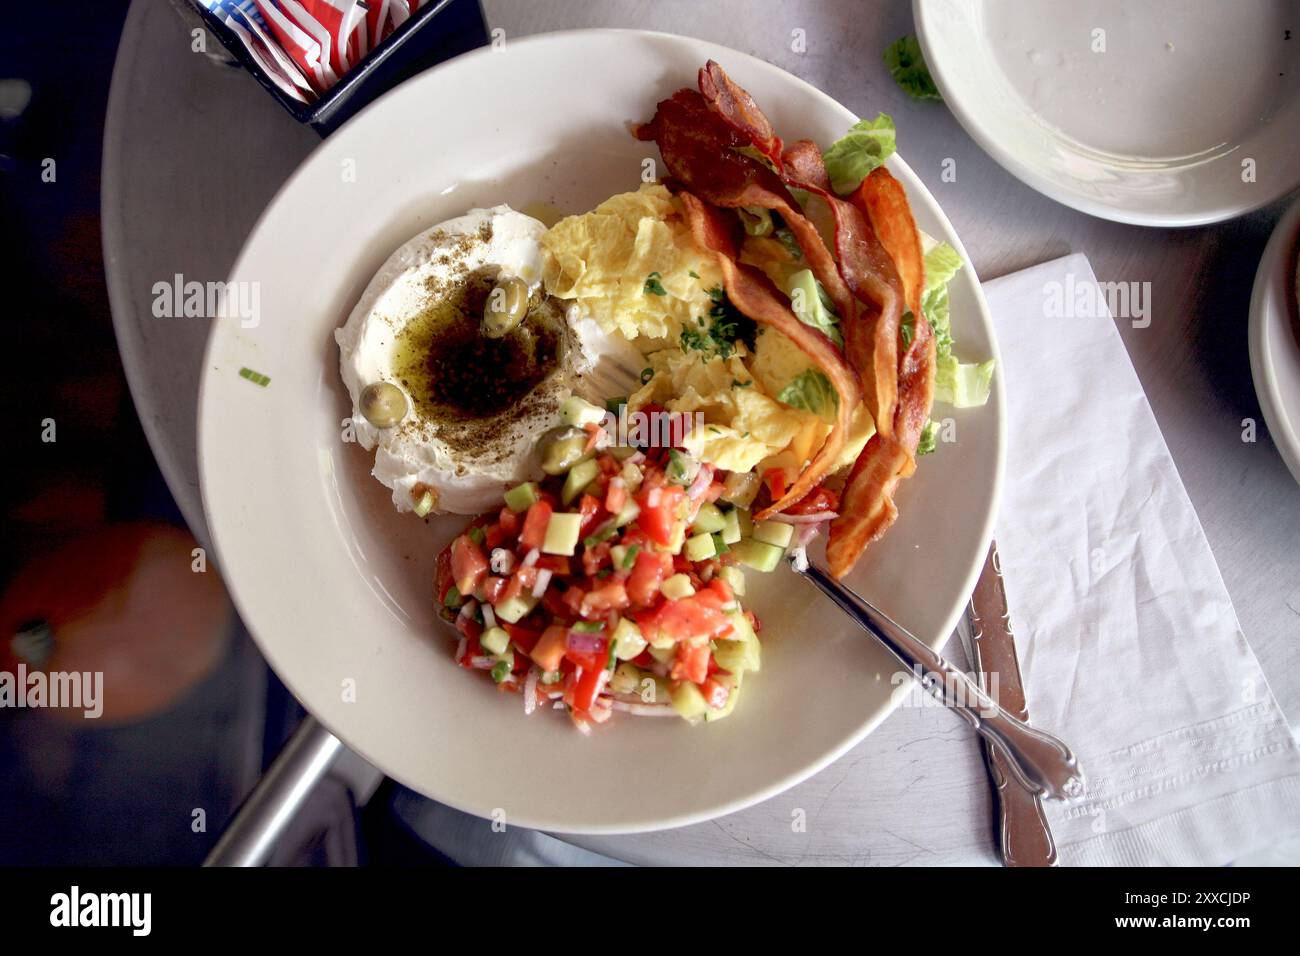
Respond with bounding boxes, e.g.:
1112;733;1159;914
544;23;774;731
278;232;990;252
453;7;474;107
521;548;540;568
687;463;714;501
645;487;662;508
626;451;646;465
481;603;496;628
772;511;839;524
523;667;540;715
531;568;553;598
469;656;495;669
454;637;467;663
490;547;515;575
794;523;822;550
567;629;605;653
789;545;809;572
457;599;478;622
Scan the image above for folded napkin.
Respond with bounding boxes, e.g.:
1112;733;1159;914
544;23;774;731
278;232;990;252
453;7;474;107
986;254;1300;866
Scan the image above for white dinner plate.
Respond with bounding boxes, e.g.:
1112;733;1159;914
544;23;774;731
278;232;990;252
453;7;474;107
1249;197;1300;485
915;0;1300;226
198;29;1004;834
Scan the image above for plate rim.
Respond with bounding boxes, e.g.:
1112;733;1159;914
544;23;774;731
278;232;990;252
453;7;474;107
913;0;1300;228
197;27;1006;834
1248;197;1300;486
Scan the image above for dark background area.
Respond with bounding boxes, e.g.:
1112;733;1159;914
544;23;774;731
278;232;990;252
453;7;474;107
0;0;463;868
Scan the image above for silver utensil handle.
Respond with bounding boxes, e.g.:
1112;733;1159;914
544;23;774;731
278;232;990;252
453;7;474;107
800;564;1084;801
203;716;346;867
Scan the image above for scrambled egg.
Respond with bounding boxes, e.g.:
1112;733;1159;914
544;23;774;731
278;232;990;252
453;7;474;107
627;347;826;474
541;184;723;341
540;185;875;482
751;329;876;476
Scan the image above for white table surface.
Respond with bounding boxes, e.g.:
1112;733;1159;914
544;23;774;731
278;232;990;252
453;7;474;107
103;0;1300;866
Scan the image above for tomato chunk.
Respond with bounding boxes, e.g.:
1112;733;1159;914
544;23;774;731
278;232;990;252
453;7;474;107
627;548;670;607
519;500;552;552
671;640;710;684
450;534;488;597
635;485;685;546
530;625;569;672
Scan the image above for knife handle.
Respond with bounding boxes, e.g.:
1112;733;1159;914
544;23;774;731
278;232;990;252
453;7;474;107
985;740;1059;866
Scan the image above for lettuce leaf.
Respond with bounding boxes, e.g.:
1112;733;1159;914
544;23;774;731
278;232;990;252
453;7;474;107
777;369;839;416
934;355;995;408
822;114;896;195
883;36;942;101
785;269;843;346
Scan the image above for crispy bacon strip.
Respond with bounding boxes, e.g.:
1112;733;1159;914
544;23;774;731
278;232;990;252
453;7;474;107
854;167;925;320
637;88;855;320
698;60;784;170
827;189;936;578
781;139;905;439
677;191;862;518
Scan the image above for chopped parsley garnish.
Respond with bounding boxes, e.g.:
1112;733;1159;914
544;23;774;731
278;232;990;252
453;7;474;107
468;526;486;546
679;286;758;359
688;270;700;279
644;271;668;296
732;378;753;388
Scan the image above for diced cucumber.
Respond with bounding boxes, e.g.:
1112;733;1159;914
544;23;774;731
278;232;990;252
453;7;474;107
610;544;628;569
613;500;641;528
608;444;638;461
503;481;539;513
542;512;581;556
560;395;606;427
670;681;709;722
684;532;718;562
480;626;510;656
703;680;741;721
714;634;761;675
493;592;538;624
562;458;600;505
666;450;700;486
620;461;644;492
609;662;642;695
752;519;794;549
648;641;677;662
719;564;746;596
720;507;743;544
664;520;686;555
611;617;646;660
737;507;754;538
690;502;726;535
660;573;696;600
711;533;730;555
732;538;784;572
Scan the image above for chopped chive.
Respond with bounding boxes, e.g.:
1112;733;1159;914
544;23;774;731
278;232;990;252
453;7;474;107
643;271;667;296
239;367;271;387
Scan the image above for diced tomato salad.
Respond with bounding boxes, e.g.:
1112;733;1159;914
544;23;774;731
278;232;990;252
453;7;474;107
435;449;764;731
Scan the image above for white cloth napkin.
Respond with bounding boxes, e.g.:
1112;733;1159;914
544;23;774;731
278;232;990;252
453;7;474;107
985;253;1300;866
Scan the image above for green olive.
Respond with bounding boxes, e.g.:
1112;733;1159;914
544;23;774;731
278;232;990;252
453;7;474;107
359;381;408;428
482;275;530;338
537;425;592;476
